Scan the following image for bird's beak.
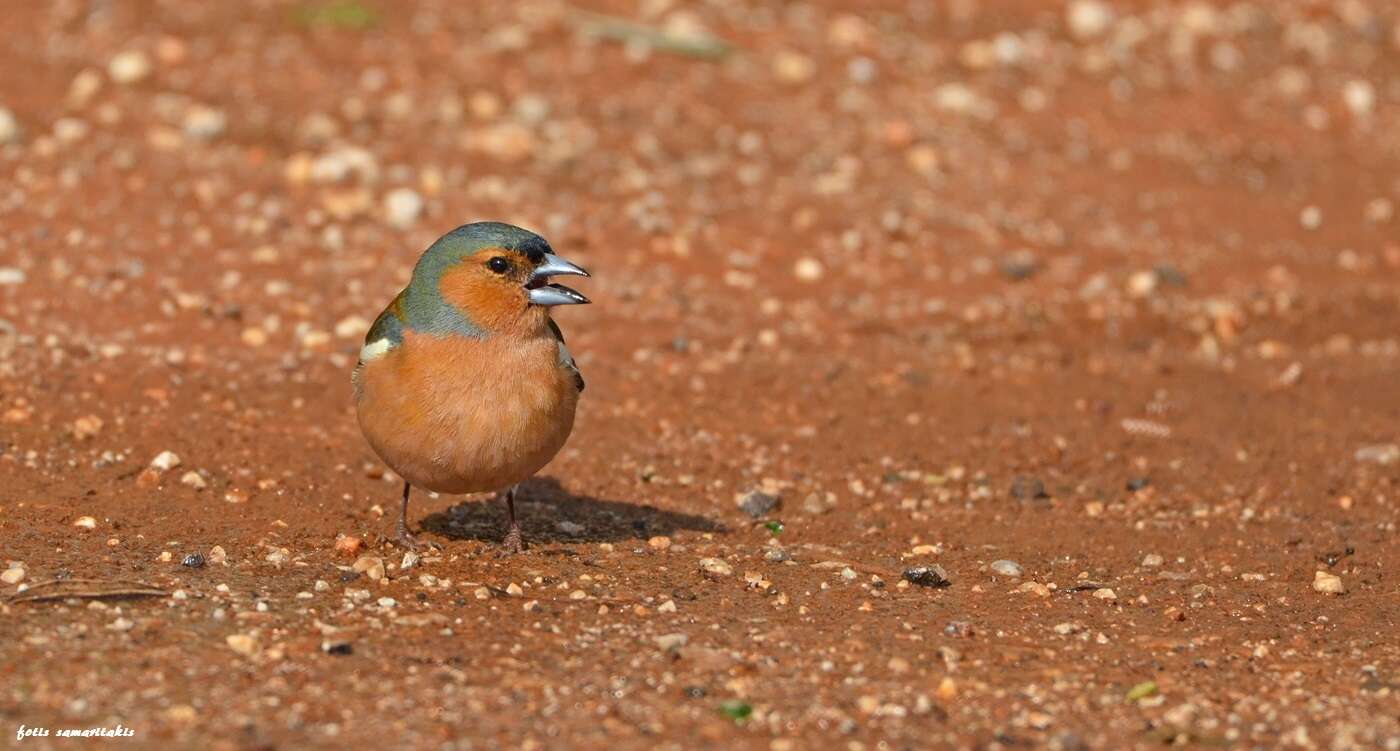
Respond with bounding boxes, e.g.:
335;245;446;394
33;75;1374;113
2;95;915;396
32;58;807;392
526;253;591;306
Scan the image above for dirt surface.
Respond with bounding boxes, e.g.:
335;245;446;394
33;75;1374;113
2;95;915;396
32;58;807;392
2;1;1399;749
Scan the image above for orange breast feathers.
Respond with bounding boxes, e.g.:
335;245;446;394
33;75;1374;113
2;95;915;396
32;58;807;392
354;330;580;494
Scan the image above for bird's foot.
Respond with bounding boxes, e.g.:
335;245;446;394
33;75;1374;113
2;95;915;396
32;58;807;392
499;523;526;556
394;525;438;553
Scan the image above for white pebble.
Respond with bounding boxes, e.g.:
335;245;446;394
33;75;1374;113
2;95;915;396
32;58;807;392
989;560;1023;577
150;450;182;471
383;188;424;229
108;50;152;84
1067;1;1114;40
0;107;19;144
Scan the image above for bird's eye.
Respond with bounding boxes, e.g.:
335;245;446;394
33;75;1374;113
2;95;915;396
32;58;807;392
487;257;510;274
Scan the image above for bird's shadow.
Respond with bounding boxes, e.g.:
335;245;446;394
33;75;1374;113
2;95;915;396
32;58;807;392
420;476;724;545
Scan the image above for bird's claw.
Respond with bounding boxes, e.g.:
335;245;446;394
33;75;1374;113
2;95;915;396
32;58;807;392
394;525;438;553
499;524;526;556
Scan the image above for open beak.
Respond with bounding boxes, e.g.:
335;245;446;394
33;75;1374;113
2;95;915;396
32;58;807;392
526;253;591;306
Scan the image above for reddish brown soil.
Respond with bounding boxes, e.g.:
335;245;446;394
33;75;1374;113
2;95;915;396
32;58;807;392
2;2;1398;749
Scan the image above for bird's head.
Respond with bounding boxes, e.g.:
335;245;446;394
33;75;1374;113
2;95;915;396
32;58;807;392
409;222;589;335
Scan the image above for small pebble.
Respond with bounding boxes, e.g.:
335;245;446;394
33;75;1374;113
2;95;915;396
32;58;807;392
2;567;26;585
108;50;152;84
72;516;98;529
1141;554;1165;567
903;565;950;588
335;535;364;556
383;187;424;229
226;634;258;656
648;536;672;550
182;553;205;568
0;107;19;144
989;560;1023;577
1312;571;1345;595
736;490;780;518
150;450;182;472
653;633;688;651
698;558;734;577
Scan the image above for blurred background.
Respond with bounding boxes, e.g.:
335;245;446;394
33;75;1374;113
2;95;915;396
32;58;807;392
1;1;1398;749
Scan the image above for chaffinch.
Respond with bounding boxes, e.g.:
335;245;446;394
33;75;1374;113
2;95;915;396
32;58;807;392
353;222;590;553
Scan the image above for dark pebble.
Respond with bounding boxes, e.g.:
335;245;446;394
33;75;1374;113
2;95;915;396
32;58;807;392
321;640;353;656
1126;477;1151;491
181;553;205;568
1010;476;1049;501
903;565;950;588
736;490;780;518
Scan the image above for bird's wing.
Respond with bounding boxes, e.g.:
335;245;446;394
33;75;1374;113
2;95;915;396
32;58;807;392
357;292;406;367
549;317;584;393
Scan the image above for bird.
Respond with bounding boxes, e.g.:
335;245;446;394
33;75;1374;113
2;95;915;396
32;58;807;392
352;222;589;553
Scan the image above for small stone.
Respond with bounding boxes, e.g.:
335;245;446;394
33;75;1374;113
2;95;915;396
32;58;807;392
0;107;19;144
736;490;780;518
698;558;734;577
321;640;353;655
0;268;26;286
264;548;291;566
764;547;790;563
903;565;950;588
334;315;369;339
182;106;226;140
109;617;135;632
989;560;1023;577
71;415;104;440
1093;588;1118;601
505;583;524;596
108;50;152;84
181;553;205;568
910;544;942;556
150;450;182;472
1018;581;1051;597
648;536;672;550
225;634;259;656
1052;622;1082;635
1343;80;1376;117
657;599;678;613
1010;476;1049;501
376;597;397;608
73;516;98;530
1141;554;1164;567
383;187;424;229
179;471;207;490
772;50;816;83
793;258;824;282
1312;571;1345;594
2;566;25;585
654;633;689;651
1354;444;1399;465
335;535;364;557
1066;0;1114;40
352;555;385;581
207;545;228;565
400;551;419;570
1126;270;1158;298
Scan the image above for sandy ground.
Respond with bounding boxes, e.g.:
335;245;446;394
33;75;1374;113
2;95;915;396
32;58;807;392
1;1;1399;749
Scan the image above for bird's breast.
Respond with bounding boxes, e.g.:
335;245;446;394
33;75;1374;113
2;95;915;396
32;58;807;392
354;330;579;493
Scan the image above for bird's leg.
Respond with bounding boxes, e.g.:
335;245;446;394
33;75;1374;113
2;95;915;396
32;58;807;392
394;481;425;551
500;484;525;554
